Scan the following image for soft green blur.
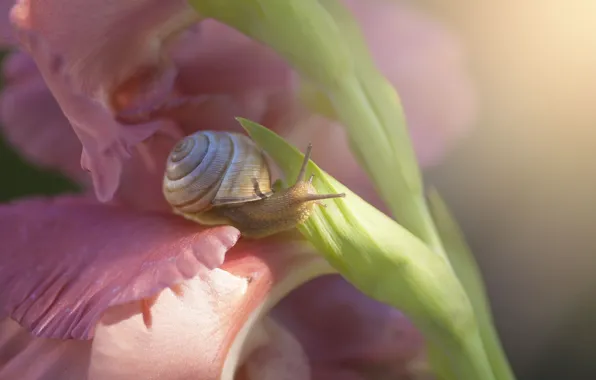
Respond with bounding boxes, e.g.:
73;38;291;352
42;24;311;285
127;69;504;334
0;135;78;202
0;51;79;202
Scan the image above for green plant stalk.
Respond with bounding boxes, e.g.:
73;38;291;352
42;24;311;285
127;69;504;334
240;118;495;380
311;6;513;377
315;0;447;255
427;343;457;380
427;190;516;380
187;0;444;255
186;0;513;378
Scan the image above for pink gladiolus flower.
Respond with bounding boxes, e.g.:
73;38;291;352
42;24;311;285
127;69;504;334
0;0;476;379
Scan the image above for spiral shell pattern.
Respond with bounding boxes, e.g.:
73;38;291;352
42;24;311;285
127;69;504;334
163;131;273;213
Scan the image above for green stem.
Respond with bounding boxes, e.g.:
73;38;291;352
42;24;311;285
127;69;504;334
242;118;498;380
188;1;512;379
451;334;497;380
332;79;447;256
190;0;444;254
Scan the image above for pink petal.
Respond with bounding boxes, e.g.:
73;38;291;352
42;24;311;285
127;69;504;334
8;25;171;202
311;368;367;380
238;317;310;380
273;275;424;376
87;234;327;380
0;195;240;340
173;21;292;98
0;203;334;379
8;0;198;202
0;52;235;211
0;318;91;380
9;0;197;100
0;0;16;46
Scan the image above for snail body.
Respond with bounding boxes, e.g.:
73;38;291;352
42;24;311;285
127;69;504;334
163;131;345;238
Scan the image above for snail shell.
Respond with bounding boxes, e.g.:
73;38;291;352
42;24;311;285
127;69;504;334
164;131;272;213
163;130;345;238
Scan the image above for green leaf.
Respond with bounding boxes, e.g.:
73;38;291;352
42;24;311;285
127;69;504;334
238;117;495;380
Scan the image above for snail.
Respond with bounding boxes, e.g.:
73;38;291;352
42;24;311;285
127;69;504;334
163;131;346;238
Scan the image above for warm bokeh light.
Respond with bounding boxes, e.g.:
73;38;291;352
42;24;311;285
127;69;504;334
418;1;596;378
